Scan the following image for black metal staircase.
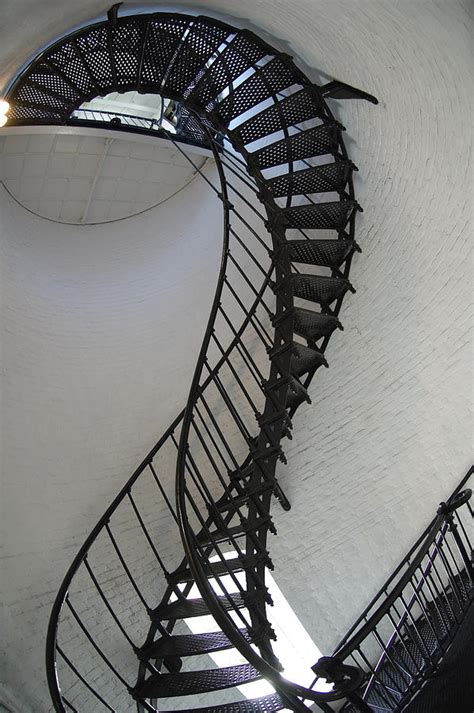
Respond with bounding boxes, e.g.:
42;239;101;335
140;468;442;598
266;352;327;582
4;9;472;713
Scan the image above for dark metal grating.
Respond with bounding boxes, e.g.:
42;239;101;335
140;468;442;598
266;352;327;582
160;692;285;713
216;58;297;124
140;16;191;88
110;19;146;87
266;161;352;197
291;343;328;376
163;19;230;95
141;629;252;659
47;41;98;96
75;27;114;90
287;238;356;267
290;274;355;305
234;88;325;144
189;32;269;111
152;592;247;621
136;663;261;698
293;307;342;340
286;375;311;410
27;64;82;103
283;201;359;230
253;123;340;169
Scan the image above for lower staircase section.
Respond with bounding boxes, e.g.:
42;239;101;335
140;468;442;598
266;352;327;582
329;470;474;713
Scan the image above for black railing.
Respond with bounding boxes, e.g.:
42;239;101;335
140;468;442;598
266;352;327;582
69;106;217;150
311;467;473;712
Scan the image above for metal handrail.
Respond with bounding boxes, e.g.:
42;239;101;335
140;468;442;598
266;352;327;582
333;466;474;659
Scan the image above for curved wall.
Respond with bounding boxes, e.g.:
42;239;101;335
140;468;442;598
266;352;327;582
0;169;224;710
0;0;472;710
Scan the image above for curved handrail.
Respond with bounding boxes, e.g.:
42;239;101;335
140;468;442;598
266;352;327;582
332;466;474;660
173;124;351;709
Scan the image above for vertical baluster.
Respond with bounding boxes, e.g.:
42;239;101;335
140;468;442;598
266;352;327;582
57;647;114;712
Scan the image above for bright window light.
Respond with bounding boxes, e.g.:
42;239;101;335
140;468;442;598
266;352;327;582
173;551;333;703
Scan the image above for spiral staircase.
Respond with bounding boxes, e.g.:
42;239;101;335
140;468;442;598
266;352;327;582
3;8;473;713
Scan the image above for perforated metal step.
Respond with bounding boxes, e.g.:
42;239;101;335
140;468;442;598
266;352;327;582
287;238;357;267
233;88;327;144
151;592;247;621
136;662;262;698
141;628;252;659
169;553;268;583
216;57;296;123
266;161;353;198
291;343;328;377
292;307;342;341
286;375;311;410
290;274;355;305
252;123;340;169
161;692;285;713
283;201;359;231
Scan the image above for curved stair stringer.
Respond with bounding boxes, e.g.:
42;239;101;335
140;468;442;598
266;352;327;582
12;11;379;713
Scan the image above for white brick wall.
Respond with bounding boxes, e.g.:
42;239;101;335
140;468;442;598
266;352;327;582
0;0;472;710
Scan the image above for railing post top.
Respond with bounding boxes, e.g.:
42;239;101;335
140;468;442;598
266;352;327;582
438;488;472;515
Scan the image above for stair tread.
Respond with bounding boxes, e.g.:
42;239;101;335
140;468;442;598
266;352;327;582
136;662;261;698
253;123;340;170
286;375;311;410
141;628;252;659
287;238;356;267
290;274;354;305
293;307;342;341
216;57;296;123
197;516;274;544
234;88;325;145
291;342;328;376
169;555;264;584
161;692;285;712
152;592;247;621
162;19;229;96
283;200;359;230
188;33;267;111
266;161;353;198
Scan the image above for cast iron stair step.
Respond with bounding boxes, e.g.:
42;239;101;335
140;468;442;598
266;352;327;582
187;32;268;111
232;88;329;145
215;57;296;124
169;553;268;584
160;19;230;96
196;515;275;544
291;343;328;377
266;161;354;198
286;376;311;410
251;123;340;170
27;60;85;102
287;238;358;268
140;628;252;659
161;692;285;713
274;306;342;342
283;200;360;231
289;274;355;305
135;662;262;698
211;479;275;512
151;592;247;621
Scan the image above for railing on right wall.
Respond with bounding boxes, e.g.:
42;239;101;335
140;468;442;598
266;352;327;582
311;466;474;713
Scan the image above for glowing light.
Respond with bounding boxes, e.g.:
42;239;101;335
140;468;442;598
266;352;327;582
0;99;9;115
0;114;8;127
